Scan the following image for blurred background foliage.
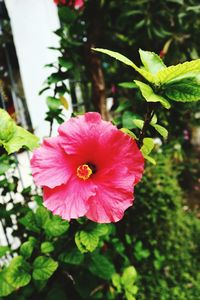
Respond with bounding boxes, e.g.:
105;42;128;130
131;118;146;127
0;0;200;299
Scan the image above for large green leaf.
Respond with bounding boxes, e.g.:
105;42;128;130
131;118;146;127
19;211;40;233
75;230;99;253
163;79;200;102
121;266;137;288
6;256;31;289
0;109;16;142
156;59;200;84
35;206;50;228
134;80;171;109
89;253;115;280
0;270;14;297
44;215;69;237
32;256;58;280
93;48;155;83
139;49;166;75
59;248;84;265
3;126;39;154
20;237;37;259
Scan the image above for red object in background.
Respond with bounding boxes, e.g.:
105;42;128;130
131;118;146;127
54;0;84;9
54;0;66;4
159;50;166;59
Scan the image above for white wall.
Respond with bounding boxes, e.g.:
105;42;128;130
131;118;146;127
5;0;72;139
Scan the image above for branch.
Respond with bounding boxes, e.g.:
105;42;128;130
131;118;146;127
138;103;157;147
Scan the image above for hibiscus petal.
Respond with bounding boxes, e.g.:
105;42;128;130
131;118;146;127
31;137;72;188
43;177;97;220
58;112;116;155
86;182;134;223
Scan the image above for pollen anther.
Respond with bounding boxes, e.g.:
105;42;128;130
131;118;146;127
77;164;93;180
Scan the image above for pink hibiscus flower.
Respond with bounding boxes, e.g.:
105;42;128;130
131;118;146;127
31;113;144;223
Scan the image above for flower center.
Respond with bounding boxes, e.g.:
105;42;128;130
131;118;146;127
76;164;93;180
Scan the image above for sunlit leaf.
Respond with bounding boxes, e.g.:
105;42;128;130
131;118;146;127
152;124;168;139
93;48;155;82
134;80;171;109
139;49;166;75
33;256;58;280
3;126;39;154
156;59;200;84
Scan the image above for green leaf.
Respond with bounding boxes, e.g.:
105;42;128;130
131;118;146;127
133;119;144;130
122;111;140;129
112;273;122;293
20;237;36;258
38;86;50;95
41;242;54;254
89;253;115;280
75;231;99;253
0;246;9;258
7;256;31;289
164;80;200;102
134;80;171;109
58;57;73;69
35;206;50;228
92;224;109;237
134;241;150;261
120;128;138;140
150;114;157;125
118;82;137;89
143;155;156;165
32;256;58;281
58;6;76;24
0;270;14;297
47;72;69;84
121;266;137;287
3;126;39;154
0;161;10;175
59;248;84;265
141;138;155;156
125;291;137;300
152;124;168;139
139;49;166;75
34;195;43;206
19;211;40;233
44;215;69;237
93;48;155;83
156;59;200;84
46;97;61;111
0;109;16;142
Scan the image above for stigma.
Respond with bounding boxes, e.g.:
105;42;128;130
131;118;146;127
77;164;93;180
